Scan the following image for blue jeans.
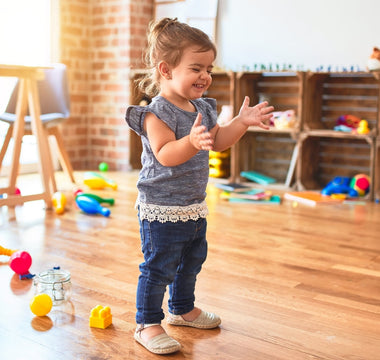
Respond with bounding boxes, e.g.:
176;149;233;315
136;217;208;324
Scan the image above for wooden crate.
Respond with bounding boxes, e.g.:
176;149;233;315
231;71;304;185
297;133;375;198
236;131;298;186
303;72;380;132
235;71;305;129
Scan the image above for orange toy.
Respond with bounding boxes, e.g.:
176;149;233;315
0;245;17;257
52;191;67;214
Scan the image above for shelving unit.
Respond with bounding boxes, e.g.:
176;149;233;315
128;69;380;200
298;72;380;199
231;71;305;188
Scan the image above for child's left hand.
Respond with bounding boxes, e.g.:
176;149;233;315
238;96;274;130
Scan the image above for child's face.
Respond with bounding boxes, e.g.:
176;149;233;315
164;46;215;103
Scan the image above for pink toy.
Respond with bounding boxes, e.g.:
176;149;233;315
75;194;111;217
9;251;32;276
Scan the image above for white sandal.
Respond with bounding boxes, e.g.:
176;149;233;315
134;324;181;355
167;310;221;329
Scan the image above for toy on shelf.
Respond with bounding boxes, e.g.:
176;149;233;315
271;110;296;129
76;194;111;217
335;114;361;129
75;191;115;206
333;114;372;134
52;191;67;215
98;162;109;172
321;175;370;197
84;171;117;190
367;47;380;71
209;149;230;178
89;305;112;329
355;120;370;135
30;293;53;316
240;171;276;185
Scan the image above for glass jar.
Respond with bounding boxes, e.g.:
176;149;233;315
34;268;72;305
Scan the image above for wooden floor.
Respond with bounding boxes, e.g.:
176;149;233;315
0;171;379;360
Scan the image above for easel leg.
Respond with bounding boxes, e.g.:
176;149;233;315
8;79;28;197
26;78;56;207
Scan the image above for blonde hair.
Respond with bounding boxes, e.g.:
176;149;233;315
138;18;217;97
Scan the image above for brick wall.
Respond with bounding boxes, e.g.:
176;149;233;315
59;0;153;171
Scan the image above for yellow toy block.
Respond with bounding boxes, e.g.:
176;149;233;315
89;305;112;329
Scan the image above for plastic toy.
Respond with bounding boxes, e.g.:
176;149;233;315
367;47;380;71
98;162;109;172
322;176;358;197
52;191;67;215
30;293;53;316
350;174;370;196
336;115;361;129
83;171;117;190
9;250;33;277
271;110;296;129
0;245;17;257
355;120;370;135
89;305;112;329
209;149;230;178
321;175;370;197
75;194;111;217
75;191;115;205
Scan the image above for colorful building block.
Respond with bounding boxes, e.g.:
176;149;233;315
89;305;112;329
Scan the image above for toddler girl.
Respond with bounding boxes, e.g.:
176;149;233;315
125;17;273;355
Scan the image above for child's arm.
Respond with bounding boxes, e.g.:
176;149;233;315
144;112;213;167
211;96;274;152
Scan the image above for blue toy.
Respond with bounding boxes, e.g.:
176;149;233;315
321;176;359;197
75;194;111;217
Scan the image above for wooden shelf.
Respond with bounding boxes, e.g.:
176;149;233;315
128;70;380;200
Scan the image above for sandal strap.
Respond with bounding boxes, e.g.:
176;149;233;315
136;323;160;333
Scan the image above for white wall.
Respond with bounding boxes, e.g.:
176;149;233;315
216;0;380;71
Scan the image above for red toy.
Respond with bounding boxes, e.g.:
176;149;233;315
9;251;32;277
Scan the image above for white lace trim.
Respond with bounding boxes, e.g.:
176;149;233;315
137;200;208;223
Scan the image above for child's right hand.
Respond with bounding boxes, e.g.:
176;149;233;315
189;113;214;151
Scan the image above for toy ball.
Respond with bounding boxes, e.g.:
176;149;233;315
98;162;109;172
30;293;53;316
9;251;32;275
350;174;370;196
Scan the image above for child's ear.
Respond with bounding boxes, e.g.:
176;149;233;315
158;61;172;80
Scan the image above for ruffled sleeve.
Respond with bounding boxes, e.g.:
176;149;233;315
125;98;179;135
125;105;147;135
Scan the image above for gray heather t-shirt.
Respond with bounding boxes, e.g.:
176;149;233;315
125;96;218;208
